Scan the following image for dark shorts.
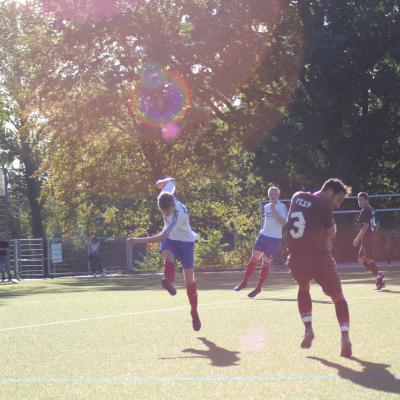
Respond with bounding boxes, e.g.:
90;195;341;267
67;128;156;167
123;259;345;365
359;237;374;260
160;239;195;269
89;253;100;263
287;255;342;296
0;255;10;272
253;234;282;259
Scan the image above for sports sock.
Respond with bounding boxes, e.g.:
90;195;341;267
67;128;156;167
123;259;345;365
363;261;378;276
298;290;312;329
256;262;270;289
331;293;350;337
186;282;198;313
164;261;175;283
242;257;258;284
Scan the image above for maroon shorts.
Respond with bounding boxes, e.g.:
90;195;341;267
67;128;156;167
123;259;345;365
287;255;343;296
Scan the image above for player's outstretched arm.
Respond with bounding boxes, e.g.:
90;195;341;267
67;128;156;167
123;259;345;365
127;232;167;246
156;177;176;190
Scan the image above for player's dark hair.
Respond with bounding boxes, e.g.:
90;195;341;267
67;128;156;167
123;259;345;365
158;193;175;211
321;178;352;195
358;192;369;200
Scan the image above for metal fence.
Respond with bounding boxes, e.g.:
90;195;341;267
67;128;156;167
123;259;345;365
47;237;130;277
6;237;133;279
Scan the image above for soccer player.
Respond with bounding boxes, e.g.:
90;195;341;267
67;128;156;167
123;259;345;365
286;178;352;357
127;177;201;331
233;186;287;298
353;192;385;289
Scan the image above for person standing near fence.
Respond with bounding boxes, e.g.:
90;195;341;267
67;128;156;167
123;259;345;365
88;236;105;277
0;233;12;282
353;192;385;290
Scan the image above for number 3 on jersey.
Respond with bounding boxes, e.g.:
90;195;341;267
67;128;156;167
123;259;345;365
289;211;306;239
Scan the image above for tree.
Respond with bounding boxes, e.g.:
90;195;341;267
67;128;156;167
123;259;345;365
0;1;56;237
255;0;400;194
28;0;300;235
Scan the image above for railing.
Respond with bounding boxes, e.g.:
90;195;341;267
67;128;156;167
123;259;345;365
47;237;129;277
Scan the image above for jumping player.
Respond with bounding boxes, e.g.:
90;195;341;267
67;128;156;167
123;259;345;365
127;177;201;331
233;186;287;297
353;192;385;289
286;178;353;357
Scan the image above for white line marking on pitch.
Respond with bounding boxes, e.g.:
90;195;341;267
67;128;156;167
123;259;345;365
0;297;282;333
0;300;241;333
0;375;343;383
0;291;395;333
0;374;399;383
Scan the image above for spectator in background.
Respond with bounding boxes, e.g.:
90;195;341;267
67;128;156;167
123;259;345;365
0;233;12;282
88;236;105;277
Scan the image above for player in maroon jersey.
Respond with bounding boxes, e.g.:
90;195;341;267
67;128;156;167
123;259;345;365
353;192;385;290
286;178;352;357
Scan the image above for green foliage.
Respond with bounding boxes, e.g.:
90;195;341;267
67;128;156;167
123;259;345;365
195;229;227;268
0;0;399;246
255;0;400;194
223;236;254;268
135;244;163;273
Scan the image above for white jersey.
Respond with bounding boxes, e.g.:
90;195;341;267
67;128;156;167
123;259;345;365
260;201;288;239
160;182;198;242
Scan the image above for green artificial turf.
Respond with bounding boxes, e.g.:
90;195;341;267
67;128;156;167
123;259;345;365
0;269;399;399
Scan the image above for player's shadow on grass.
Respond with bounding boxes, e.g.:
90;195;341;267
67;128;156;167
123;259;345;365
308;356;400;395
161;337;240;367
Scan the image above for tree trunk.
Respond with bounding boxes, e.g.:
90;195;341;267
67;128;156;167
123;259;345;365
19;139;45;239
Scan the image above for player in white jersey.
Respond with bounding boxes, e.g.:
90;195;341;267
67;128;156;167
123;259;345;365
127;177;201;331
233;186;287;297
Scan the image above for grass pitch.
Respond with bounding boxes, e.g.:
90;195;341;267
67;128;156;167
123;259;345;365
0;268;399;399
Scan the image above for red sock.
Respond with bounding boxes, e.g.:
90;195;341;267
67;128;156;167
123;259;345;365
187;282;198;313
331;293;350;335
164;261;175;283
242;257;258;284
363;261;378;276
298;290;312;329
256;262;270;289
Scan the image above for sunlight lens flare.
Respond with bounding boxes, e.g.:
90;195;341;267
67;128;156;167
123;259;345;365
239;328;266;352
129;64;192;140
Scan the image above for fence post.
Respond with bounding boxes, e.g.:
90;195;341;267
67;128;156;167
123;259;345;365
47;240;53;277
126;240;133;271
42;239;47;278
14;239;20;279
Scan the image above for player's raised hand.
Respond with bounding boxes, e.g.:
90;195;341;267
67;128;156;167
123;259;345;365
156;177;175;189
156;180;166;190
